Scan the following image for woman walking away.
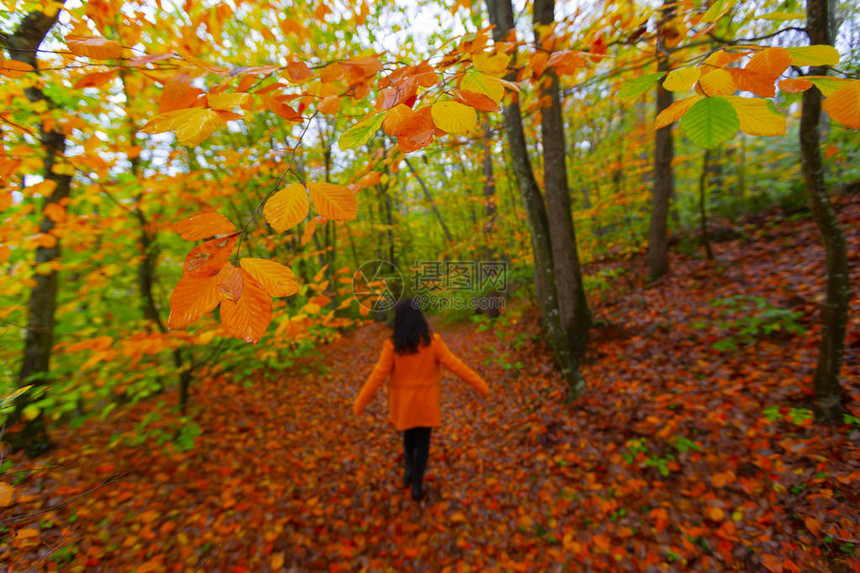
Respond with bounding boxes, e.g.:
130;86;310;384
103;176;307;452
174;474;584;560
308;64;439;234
353;298;490;501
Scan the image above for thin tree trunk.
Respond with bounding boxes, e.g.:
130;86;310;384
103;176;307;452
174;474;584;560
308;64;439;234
404;157;454;245
485;0;580;394
3;9;68;455
801;0;848;421
699;150;714;260
482;116;497;261
533;0;590;395
647;0;676;281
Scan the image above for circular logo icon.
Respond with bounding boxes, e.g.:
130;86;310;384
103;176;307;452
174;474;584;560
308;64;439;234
352;260;404;311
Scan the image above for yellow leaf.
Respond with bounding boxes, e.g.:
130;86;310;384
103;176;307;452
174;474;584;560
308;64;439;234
65;34;123;59
725;96;786;136
698;69;737;96
207;93;249;110
307;182;357;221
142;108;225;147
263;183;309;232
823;81;860;130
240;258;299;297
270;552;285;569
473;52;510;76
757;11;803;21
655;95;702;129
431;101;477;135
460;70;505;103
663;67;701;92
786;45;840;67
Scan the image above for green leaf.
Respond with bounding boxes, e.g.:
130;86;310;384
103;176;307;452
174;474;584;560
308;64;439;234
701;0;732;23
786;46;840;67
616;72;665;99
806;76;848;97
679;96;740;149
337;112;385;151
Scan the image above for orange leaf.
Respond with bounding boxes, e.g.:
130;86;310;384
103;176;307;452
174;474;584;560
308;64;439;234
287;60;313;82
73;70;117;89
14;528;39;541
218;263;244;301
183;235;238;278
168;274;221;329
778;78;813;93
804;516;822;537
761;553;783;573
655;95;703;129
240;258;299;297
263;183;309;232
220;271;272;343
546;50;586;74
308;182;357;221
175;212;236;241
453;89;499;112
318;95;341;115
0;482;13;507
0;59;34;78
301;217;317;246
270;552;285;569
382;104;416;136
822;80;860;130
65;34;123;59
592;534;611;551
267;96;304;122
698;69;737;96
706;506;725;522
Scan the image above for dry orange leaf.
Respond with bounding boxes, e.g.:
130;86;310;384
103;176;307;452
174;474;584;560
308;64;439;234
175;212;236;241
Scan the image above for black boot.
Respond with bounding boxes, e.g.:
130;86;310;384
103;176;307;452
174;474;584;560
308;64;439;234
403;431;414;488
404;459;413;489
411;478;423;501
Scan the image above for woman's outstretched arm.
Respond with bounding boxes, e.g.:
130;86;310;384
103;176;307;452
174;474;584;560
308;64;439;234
353;340;395;415
434;334;490;397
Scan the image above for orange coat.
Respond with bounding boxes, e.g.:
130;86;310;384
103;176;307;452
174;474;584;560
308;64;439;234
353;333;489;430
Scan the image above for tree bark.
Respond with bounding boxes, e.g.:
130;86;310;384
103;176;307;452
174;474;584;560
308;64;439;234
485;0;581;395
699;150;714;260
533;0;590;395
801;0;848;421
482;116;497;261
647;0;676;281
2;9;67;455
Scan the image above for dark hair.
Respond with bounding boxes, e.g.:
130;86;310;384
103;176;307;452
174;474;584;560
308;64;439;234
392;298;431;354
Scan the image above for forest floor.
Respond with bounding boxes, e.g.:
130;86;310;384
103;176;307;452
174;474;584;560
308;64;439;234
2;194;860;572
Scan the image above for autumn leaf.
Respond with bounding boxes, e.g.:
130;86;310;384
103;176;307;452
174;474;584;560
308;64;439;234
655;95;703;129
785;45;840;67
65;34;123;59
698;69;738;96
263;183;310;232
430;101;477;135
725;96;786;136
217;263;244;302
73;70;118;89
240;258;299;297
822;81;860;130
459;69;506;103
473;52;510;76
220;270;272;343
0;58;34;78
338;113;385;151
778;78;813;94
308;182;357;221
207;93;250;110
183;235;238;277
175;212;236;241
453;90;498;112
167;273;221;329
663;67;701;92
141;108;226;147
382;104;416;136
0;482;13;507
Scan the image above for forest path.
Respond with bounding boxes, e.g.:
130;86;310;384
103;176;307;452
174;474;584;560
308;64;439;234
4;195;860;572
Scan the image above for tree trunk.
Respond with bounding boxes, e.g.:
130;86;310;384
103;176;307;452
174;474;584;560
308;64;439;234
699;150;714;260
3;9;67;456
485;0;580;394
533;0;590;395
404;157;454;245
801;0;848;421
482;116;497;261
647;0;676;281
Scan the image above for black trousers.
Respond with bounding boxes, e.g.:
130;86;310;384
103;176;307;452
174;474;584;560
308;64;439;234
403;426;432;487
